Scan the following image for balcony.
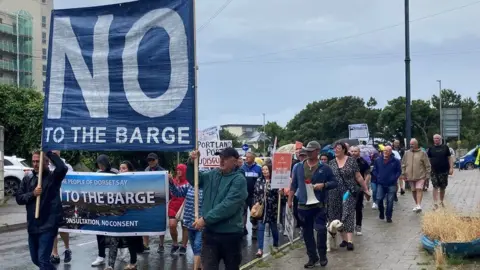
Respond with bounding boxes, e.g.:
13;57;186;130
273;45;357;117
0;41;32;56
0;24;33;39
0;60;32;74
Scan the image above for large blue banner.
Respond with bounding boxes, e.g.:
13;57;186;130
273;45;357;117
42;0;196;151
58;172;168;236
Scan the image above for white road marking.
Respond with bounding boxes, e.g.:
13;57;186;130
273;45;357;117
77;240;96;247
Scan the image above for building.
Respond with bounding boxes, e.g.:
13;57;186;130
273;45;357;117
0;0;53;91
221;124;263;138
221;124;270;150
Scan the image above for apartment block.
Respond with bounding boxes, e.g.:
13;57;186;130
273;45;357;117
0;0;53;91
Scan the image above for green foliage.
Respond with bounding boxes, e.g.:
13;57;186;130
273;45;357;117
219;128;241;147
0;85;43;159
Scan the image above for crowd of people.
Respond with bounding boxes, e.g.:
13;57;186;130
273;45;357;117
16;133;454;270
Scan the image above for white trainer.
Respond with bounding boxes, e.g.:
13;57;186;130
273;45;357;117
91;256;105;266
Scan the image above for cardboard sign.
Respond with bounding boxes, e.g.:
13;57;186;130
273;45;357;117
271;152;292;189
198;140;233;168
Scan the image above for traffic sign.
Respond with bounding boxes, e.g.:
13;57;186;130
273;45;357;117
242;144;249;151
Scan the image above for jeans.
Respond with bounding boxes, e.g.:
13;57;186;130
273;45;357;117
188;229;202;256
371;182;377;203
355;192;364;227
298;207;327;261
28;229;58;270
293;196;303;228
376;185;396;219
257;222;279;250
202;231;242;270
97;235;106;257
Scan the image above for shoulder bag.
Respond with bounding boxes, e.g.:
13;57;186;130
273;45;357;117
175;200;186;221
251;183;267;219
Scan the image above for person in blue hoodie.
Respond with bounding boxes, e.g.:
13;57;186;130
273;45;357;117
371;146;401;223
288;141;338;268
240;151;263;237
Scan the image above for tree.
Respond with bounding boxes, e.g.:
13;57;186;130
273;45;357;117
284;96;379;144
260;121;285;142
0;85;43;159
219;129;241;147
366;97;378;108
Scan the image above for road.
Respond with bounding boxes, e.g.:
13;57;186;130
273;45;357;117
0;221;293;270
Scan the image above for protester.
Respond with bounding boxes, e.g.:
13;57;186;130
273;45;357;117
91;154;118;267
187;148;248;270
288;141;338;268
349;146;371;236
427;134;453;209
16;150;68;270
169;168;205;270
328;142;369;251
240;151;263;237
105;161;144;270
49;150;74;265
292;148;308;232
143;153;167;253
167;164;190;255
372;146;401;223
320;153;329;164
401;139;431;213
253;164;280;258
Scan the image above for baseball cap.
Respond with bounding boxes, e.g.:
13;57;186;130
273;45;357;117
305;141;321;152
147;153;158;160
298;147;308;156
214;147;240;159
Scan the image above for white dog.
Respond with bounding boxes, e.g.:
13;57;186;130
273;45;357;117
326;219;344;252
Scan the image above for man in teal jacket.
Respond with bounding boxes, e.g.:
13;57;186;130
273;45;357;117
187;147;248;270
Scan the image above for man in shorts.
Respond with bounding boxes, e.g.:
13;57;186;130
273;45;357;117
427;134;453;209
401;139;431;213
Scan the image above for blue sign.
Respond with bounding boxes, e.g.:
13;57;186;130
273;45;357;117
42;0;195;151
242;144;249;151
59;171;167;236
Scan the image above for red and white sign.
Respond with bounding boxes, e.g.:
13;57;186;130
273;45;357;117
271;152;292;189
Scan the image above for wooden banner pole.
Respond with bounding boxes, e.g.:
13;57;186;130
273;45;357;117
34;152;44;219
192;0;199;220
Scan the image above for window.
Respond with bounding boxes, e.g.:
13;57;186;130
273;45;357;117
4;159;13;166
245;127;253;132
0;73;3;77
43;81;46;92
42;32;47;44
0;18;3;24
42;16;46;28
42;0;47;4
42;48;47;60
43;64;47;76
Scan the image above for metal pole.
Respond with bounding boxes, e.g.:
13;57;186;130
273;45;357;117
16;13;20;88
404;0;412;150
437;80;443;143
263;113;266;153
0;126;4;201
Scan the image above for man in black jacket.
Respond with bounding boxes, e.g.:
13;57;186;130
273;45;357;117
16;150;68;270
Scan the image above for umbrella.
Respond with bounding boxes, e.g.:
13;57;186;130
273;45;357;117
275;144;296;154
334;138;359;146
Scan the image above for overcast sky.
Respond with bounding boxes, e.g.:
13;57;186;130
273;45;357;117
54;0;480;129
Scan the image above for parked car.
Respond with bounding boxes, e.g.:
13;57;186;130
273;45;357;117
455;146;479;170
4;156;32;196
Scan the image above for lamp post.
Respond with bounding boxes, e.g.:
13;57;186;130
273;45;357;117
437;80;443;143
404;0;412;150
262;113;266;153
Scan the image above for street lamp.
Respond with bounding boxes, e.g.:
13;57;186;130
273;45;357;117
262;113;266;153
404;0;412;150
437;80;443;143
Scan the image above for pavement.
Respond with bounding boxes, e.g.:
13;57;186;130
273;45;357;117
252;170;480;270
0;197;26;233
0;198;292;269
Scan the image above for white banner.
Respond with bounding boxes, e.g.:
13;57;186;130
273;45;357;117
284;202;295;243
199;126;220;141
348;123;369;140
198;140;232;168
